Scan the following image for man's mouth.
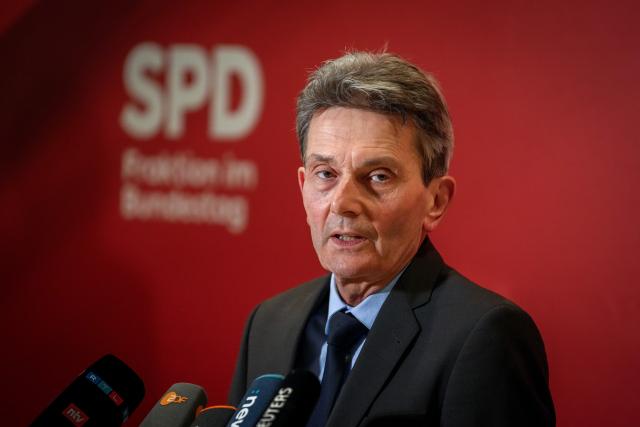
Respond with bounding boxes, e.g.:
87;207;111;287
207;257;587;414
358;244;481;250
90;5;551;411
331;233;366;245
336;234;361;241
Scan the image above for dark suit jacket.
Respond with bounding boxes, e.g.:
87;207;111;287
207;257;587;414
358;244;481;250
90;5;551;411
229;240;555;426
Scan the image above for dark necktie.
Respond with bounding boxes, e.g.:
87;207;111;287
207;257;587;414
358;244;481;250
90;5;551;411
306;311;368;427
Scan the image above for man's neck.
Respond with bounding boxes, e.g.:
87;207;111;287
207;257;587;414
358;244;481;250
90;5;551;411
334;272;400;306
333;237;427;306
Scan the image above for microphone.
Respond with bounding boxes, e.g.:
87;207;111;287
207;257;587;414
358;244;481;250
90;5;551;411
140;383;207;427
226;374;284;427
190;405;237;427
256;370;320;427
30;354;145;427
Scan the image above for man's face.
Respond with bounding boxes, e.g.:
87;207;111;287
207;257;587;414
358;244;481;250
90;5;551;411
298;107;434;288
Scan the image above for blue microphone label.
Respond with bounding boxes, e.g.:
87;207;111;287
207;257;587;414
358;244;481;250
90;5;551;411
85;371;101;385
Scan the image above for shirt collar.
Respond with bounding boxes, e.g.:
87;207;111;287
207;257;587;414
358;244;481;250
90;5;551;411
326;270;405;334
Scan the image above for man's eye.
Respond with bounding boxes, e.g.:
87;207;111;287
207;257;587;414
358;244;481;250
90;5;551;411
316;170;335;180
370;173;390;183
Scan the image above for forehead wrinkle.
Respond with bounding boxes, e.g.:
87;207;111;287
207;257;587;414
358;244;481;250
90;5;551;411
311;107;406;140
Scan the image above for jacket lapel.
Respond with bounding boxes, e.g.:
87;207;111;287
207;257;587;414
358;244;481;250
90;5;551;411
250;276;329;380
326;240;445;427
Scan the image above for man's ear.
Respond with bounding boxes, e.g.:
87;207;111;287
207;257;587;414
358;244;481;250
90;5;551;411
423;175;456;232
297;166;306;193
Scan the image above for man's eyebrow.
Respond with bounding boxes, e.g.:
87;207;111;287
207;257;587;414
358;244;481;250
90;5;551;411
305;154;401;169
305;154;334;165
360;156;401;168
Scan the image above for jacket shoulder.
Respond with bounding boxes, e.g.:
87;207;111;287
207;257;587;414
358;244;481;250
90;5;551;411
428;267;527;321
255;275;328;319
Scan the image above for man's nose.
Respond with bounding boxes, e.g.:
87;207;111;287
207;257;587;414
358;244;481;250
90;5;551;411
330;175;364;217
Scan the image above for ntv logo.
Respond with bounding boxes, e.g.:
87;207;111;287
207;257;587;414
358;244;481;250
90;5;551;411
62;403;89;426
120;43;264;140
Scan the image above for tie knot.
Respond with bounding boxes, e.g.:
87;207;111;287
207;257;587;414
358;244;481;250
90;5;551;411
327;311;368;351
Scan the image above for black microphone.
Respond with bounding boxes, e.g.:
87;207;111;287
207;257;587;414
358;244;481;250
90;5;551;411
255;370;320;427
190;405;237;427
30;354;145;427
226;373;284;427
140;383;207;427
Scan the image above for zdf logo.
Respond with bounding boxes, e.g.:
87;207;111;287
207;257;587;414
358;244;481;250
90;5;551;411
160;391;189;405
121;43;264;140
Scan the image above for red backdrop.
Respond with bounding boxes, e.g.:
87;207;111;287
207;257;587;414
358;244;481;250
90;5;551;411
1;1;638;425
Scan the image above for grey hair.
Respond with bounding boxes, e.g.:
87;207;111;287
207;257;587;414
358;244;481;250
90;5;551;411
296;51;453;183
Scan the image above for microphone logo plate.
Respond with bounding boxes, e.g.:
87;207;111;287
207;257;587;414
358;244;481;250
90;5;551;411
62;403;89;426
160;391;189;406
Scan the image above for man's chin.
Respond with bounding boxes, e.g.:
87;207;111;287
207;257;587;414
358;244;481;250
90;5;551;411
325;262;378;284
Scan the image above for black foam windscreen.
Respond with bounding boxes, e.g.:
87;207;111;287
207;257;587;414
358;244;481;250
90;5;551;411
189;405;236;427
256;370;320;427
31;354;145;427
140;383;207;427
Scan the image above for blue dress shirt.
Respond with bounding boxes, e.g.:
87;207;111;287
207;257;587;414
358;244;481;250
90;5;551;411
316;271;404;380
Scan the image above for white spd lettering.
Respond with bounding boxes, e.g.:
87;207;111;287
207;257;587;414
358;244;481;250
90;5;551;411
121;43;263;140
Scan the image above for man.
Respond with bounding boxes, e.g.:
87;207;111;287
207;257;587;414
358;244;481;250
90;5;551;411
229;51;555;426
